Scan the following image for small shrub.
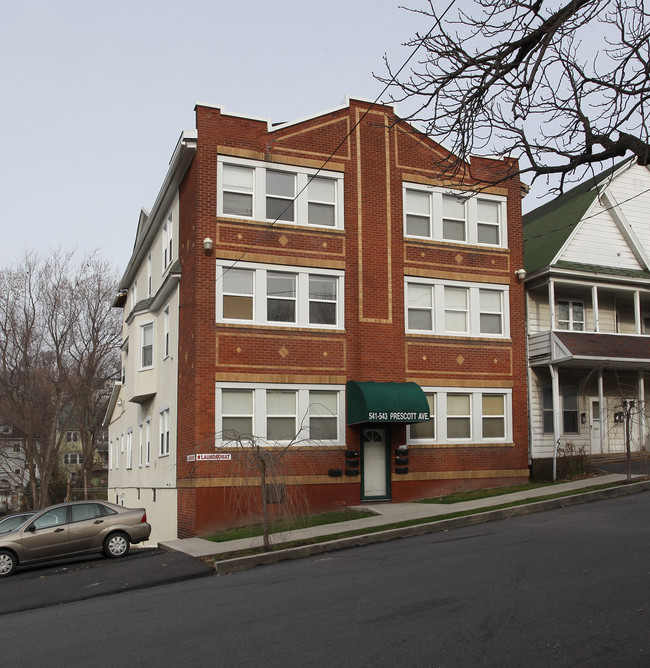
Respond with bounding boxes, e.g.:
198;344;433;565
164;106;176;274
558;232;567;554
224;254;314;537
557;440;590;478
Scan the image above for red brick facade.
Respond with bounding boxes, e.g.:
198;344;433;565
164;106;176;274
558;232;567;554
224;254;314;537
175;99;529;537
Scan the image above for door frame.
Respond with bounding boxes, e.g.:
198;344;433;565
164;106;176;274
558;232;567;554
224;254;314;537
360;424;391;502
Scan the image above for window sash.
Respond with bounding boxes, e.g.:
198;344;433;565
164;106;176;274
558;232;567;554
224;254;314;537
141;324;153;368
406;278;508;338
403;185;506;248
218;386;343;444
217;262;343;329
219;159;343;229
557;300;585;331
408;390;510;444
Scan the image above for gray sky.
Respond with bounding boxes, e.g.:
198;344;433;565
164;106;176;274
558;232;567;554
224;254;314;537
0;0;535;273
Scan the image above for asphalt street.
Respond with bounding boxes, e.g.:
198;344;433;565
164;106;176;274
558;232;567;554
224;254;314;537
2;492;649;667
0;547;213;614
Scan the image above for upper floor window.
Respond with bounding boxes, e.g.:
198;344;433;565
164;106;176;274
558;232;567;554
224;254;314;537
66;431;79;443
218;157;344;229
159;408;170;456
163;306;170;359
408;389;511;444
147;254;152;297
140;322;154;369
217;261;344;329
405;278;508;338
404;184;507;248
557;300;584;331
217;384;344;445
162;212;173;271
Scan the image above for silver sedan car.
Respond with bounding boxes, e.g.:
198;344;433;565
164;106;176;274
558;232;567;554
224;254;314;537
0;500;151;577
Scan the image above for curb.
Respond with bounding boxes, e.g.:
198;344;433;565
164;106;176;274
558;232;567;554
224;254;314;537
213;479;650;575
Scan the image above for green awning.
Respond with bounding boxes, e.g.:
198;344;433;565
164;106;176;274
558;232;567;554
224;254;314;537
346;381;431;425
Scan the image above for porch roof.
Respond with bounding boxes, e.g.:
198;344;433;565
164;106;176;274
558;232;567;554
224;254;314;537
555;331;650;368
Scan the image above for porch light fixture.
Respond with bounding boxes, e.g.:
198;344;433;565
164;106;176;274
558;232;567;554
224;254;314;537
515;268;526;280
203;237;213;252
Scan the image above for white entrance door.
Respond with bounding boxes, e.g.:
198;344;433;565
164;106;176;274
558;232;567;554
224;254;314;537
363;428;387;498
590;400;602;454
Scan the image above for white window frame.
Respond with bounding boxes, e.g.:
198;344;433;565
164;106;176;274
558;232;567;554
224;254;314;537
140;322;154;370
145;418;151;466
216;260;344;329
217;156;345;230
138;424;143;468
405;277;509;338
147;254;152;297
403;184;507;248
159;407;170;457
126;429;133;470
557;300;585;331
407;388;512;444
163;306;170;359
162;211;173;271
216;383;345;445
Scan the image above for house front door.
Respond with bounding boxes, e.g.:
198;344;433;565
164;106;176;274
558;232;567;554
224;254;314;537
590;400;602;454
361;427;390;501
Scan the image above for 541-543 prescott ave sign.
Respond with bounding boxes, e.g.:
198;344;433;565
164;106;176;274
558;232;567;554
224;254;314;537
186;453;232;462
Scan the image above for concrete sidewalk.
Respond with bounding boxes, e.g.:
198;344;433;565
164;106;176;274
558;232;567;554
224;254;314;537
159;474;648;562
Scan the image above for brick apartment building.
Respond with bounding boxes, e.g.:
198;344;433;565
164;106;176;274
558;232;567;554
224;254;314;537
106;98;529;542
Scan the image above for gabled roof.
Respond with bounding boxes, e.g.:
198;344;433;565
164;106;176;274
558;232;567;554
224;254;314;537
523;160;632;273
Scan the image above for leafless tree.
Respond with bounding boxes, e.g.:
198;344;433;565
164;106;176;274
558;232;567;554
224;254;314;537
68;256;122;499
380;0;650;192
0;250;121;508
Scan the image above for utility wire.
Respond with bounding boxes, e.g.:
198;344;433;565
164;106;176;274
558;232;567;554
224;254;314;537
218;1;458;280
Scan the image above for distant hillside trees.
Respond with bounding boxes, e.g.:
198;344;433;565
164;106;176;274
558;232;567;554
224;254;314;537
0;249;121;508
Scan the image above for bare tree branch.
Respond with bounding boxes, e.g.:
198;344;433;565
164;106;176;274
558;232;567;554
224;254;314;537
380;0;650;192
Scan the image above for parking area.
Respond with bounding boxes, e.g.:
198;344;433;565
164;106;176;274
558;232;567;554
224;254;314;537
0;547;213;615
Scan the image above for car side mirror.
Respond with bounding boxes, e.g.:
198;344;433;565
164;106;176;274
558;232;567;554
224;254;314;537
25;524;36;532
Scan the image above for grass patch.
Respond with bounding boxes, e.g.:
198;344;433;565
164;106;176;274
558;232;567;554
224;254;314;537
204;479;631;562
202;508;376;543
419;481;554;504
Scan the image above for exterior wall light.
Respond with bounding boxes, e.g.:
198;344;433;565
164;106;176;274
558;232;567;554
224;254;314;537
515;268;526;280
203;238;213;252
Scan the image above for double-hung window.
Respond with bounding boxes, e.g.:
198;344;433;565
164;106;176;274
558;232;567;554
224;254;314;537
162;212;173;270
140;323;154;369
542;386;554;434
405;278;508;338
442;195;466;242
218;157;344;229
408;389;511;444
159;408;170;456
266;390;297;441
217;384;344;444
126;430;133;469
163;306;170;359
404;184;507;248
557;300;584;331
217;261;344;329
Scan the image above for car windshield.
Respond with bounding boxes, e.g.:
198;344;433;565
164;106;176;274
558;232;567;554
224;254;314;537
0;514;34;533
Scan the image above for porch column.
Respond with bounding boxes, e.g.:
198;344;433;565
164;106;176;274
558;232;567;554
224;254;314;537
634;290;642;334
592;285;599;332
549;281;556;330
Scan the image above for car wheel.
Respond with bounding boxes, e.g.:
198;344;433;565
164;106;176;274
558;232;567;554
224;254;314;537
104;532;130;559
0;550;17;577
